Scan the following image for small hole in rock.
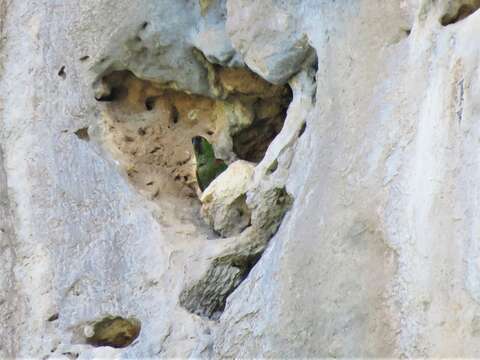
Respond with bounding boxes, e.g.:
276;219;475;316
48;313;59;322
171;106;179;124
267;160;278;174
145;97;156;111
58;66;66;79
298;122;306;138
85;316;141;349
311;54;318;74
62;352;79;360
141;22;149;30
206;130;214;136
79;55;90;62
137;127;146;136
74;127;90;141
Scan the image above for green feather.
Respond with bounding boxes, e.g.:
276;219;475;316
192;136;227;191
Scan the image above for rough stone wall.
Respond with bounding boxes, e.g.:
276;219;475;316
2;0;480;358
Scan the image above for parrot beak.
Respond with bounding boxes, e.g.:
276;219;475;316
192;136;203;154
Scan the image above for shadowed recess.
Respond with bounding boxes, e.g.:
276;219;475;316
441;1;480;25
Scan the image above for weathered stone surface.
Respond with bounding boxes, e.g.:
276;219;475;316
84;316;141;348
226;0;313;84
4;0;480;358
200;160;255;238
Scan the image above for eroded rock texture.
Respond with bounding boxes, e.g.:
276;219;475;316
2;0;480;358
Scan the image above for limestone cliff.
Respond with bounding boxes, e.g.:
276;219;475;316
1;0;480;358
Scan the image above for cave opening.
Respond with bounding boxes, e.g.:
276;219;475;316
94;66;292;200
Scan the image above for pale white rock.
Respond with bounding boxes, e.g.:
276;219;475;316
226;0;312;84
83;325;94;338
200;160;255;238
3;0;480;358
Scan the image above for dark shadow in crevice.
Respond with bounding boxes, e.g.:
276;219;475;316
58;66;66;79
233;112;286;163
232;87;292;163
441;2;480;26
47;313;59;322
266;159;278;175
145;97;156;111
95;85;128;102
298;122;306;138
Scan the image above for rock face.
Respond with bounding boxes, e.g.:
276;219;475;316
200;160;255;238
2;0;480;358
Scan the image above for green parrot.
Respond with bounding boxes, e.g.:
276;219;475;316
192;136;228;191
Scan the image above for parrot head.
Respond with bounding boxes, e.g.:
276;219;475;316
192;136;206;155
192;136;215;163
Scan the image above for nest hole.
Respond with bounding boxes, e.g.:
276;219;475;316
58;66;66;79
95;65;291;201
145;97;156;111
74;127;90;141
